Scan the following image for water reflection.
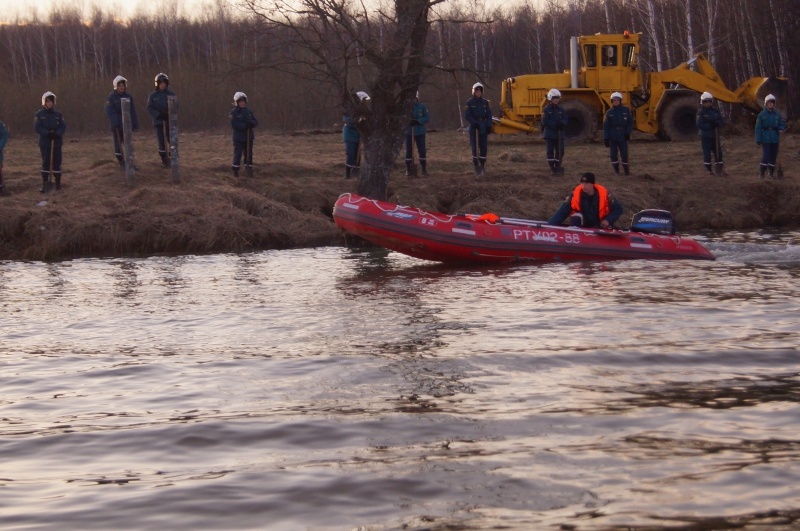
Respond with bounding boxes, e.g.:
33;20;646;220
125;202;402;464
109;259;141;301
553;372;800;413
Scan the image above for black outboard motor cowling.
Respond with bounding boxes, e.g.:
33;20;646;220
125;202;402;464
631;209;676;235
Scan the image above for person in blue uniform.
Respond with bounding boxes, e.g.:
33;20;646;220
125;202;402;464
464;82;492;176
0;119;8;195
34;91;67;192
105;75;139;168
542;88;568;175
229;92;258;177
147;72;175;168
696;92;725;176
755;94;786;179
548;172;623;229
405;92;430;177
603;92;634;175
343;91;369;179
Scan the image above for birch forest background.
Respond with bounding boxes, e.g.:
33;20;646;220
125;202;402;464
0;0;796;136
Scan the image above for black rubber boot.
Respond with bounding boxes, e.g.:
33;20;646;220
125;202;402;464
705;163;713;175
612;163;620;174
40;175;48;193
344;167;351;179
421;162;428;176
623;164;630;175
232;167;239;177
55;174;62;191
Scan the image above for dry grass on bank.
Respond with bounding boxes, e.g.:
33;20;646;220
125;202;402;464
1;128;799;261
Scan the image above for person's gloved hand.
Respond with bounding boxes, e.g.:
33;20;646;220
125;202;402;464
757;142;761;146
47;132;57;140
604;139;610;147
624;134;630;141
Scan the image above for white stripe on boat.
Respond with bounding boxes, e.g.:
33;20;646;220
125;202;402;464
452;228;476;236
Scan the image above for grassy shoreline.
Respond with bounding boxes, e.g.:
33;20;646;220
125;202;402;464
1;130;798;261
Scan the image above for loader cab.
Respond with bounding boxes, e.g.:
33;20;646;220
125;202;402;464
579;33;642;98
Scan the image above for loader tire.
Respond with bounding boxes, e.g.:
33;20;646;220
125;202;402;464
561;100;597;144
659;94;698;142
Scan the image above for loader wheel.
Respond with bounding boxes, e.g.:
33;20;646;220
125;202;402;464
561;100;598;144
659;94;698;142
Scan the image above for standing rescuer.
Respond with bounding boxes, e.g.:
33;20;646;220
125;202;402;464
755;94;786;179
34;91;66;192
696;92;725;176
603;92;633;175
105;75;139;168
343;91;369;179
147;72;175;168
405;91;430;177
229;92;258;178
464;82;492;176
542;88;568;175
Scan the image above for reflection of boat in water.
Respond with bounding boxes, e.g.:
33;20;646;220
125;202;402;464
333;193;715;263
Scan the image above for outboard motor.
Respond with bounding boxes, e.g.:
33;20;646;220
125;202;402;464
631;209;676;235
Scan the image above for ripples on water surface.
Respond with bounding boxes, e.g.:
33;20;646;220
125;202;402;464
2;230;799;529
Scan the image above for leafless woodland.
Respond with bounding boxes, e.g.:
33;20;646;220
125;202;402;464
0;0;796;136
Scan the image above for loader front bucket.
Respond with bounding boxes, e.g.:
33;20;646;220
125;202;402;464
736;76;789;113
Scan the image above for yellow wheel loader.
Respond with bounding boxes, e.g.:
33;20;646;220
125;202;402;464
493;32;787;142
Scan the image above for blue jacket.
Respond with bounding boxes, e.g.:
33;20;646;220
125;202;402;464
0;121;7;162
407;102;429;136
105;90;139;131
464;97;492;133
230;107;258;143
342;114;360;144
603;105;633;142
755;108;785;144
147;88;176;126
34;108;66;145
541;103;568;140
696;106;723;139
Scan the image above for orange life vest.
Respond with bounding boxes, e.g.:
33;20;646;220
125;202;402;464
570;184;610;221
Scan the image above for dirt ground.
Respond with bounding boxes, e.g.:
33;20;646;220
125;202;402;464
1;128;799;261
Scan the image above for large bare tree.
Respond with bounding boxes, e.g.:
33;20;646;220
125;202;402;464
237;0;442;200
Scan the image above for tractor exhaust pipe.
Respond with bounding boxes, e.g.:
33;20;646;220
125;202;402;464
570;37;579;89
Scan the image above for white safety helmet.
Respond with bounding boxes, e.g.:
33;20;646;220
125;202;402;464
41;91;56;106
700;91;713;102
472;82;484;93
610;92;623;101
356;91;370;102
765;94;776;104
154;72;169;87
113;75;127;88
233;91;247;103
547;88;562;100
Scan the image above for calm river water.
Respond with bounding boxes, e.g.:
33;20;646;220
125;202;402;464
2;230;800;530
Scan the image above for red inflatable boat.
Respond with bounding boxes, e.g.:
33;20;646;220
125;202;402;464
333;193;715;263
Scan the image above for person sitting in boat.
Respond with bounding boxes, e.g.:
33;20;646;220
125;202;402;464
547;172;623;229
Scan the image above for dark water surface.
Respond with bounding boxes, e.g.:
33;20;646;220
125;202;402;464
2;231;800;529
